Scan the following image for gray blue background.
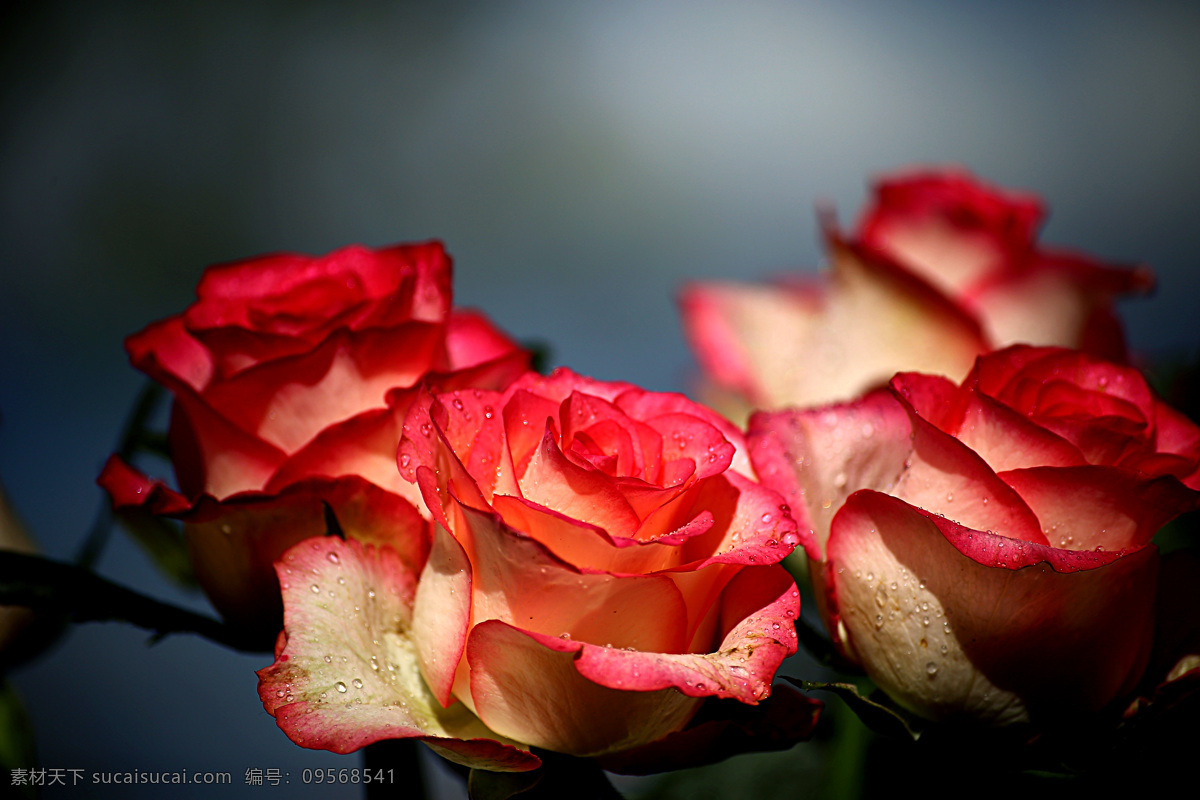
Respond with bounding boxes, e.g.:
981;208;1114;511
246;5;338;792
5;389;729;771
2;2;1198;797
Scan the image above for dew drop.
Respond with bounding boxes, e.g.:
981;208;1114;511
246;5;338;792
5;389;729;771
926;663;938;676
352;678;363;689
335;682;347;693
310;584;320;594
323;655;333;664
400;454;411;468
761;512;773;524
327;551;340;565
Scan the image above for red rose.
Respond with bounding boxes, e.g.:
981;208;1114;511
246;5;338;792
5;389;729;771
258;368;814;768
749;345;1200;726
681;168;1151;413
99;242;529;634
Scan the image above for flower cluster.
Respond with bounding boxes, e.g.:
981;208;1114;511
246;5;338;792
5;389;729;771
98;167;1199;782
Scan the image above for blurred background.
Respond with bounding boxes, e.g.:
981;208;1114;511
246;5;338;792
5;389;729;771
1;1;1198;797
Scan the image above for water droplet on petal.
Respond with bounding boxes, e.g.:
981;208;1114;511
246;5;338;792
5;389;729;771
335;682;347;693
926;663;938;676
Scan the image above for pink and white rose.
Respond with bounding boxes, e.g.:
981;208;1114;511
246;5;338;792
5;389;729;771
258;368;813;768
100;242;529;634
749;345;1200;726
681;169;1152;412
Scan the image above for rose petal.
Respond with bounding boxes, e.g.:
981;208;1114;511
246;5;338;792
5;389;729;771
441;309;527;372
184;476;429;634
856;168;1044;296
489;493;698;574
749;386;1043;557
454;500;689;654
683;236;989;409
999;466;1199;551
98;454;193;517
126;316;215;392
466;620;702;757
411;522;473;707
570;565;800;704
258;536;537;770
947;388;1087;473
267;390;418;500
503;389;562;479
614;384;753;478
202;324;443;455
519;425;641;539
826;490;1157;725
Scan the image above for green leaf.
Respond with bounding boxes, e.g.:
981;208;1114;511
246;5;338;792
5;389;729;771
0;551;268;652
785;678;923;742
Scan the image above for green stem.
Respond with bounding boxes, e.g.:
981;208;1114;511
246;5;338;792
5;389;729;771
0;551;268;652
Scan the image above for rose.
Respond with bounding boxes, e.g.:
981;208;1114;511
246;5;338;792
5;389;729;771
680;168;1152;413
257;368;815;769
748;345;1200;726
99;241;529;634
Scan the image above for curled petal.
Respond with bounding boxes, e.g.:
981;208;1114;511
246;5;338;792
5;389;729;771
454;500;689;654
258;536;537;771
998;466;1199;551
682;237;989;409
466;620;702;757
519;426;640;539
571;565;799;705
202;324;442;455
826;490;1157;725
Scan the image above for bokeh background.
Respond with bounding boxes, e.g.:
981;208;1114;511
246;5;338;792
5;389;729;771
2;2;1198;797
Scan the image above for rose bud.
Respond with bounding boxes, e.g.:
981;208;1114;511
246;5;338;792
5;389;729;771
99;242;529;636
681;168;1151;414
749;345;1200;727
258;369;814;769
